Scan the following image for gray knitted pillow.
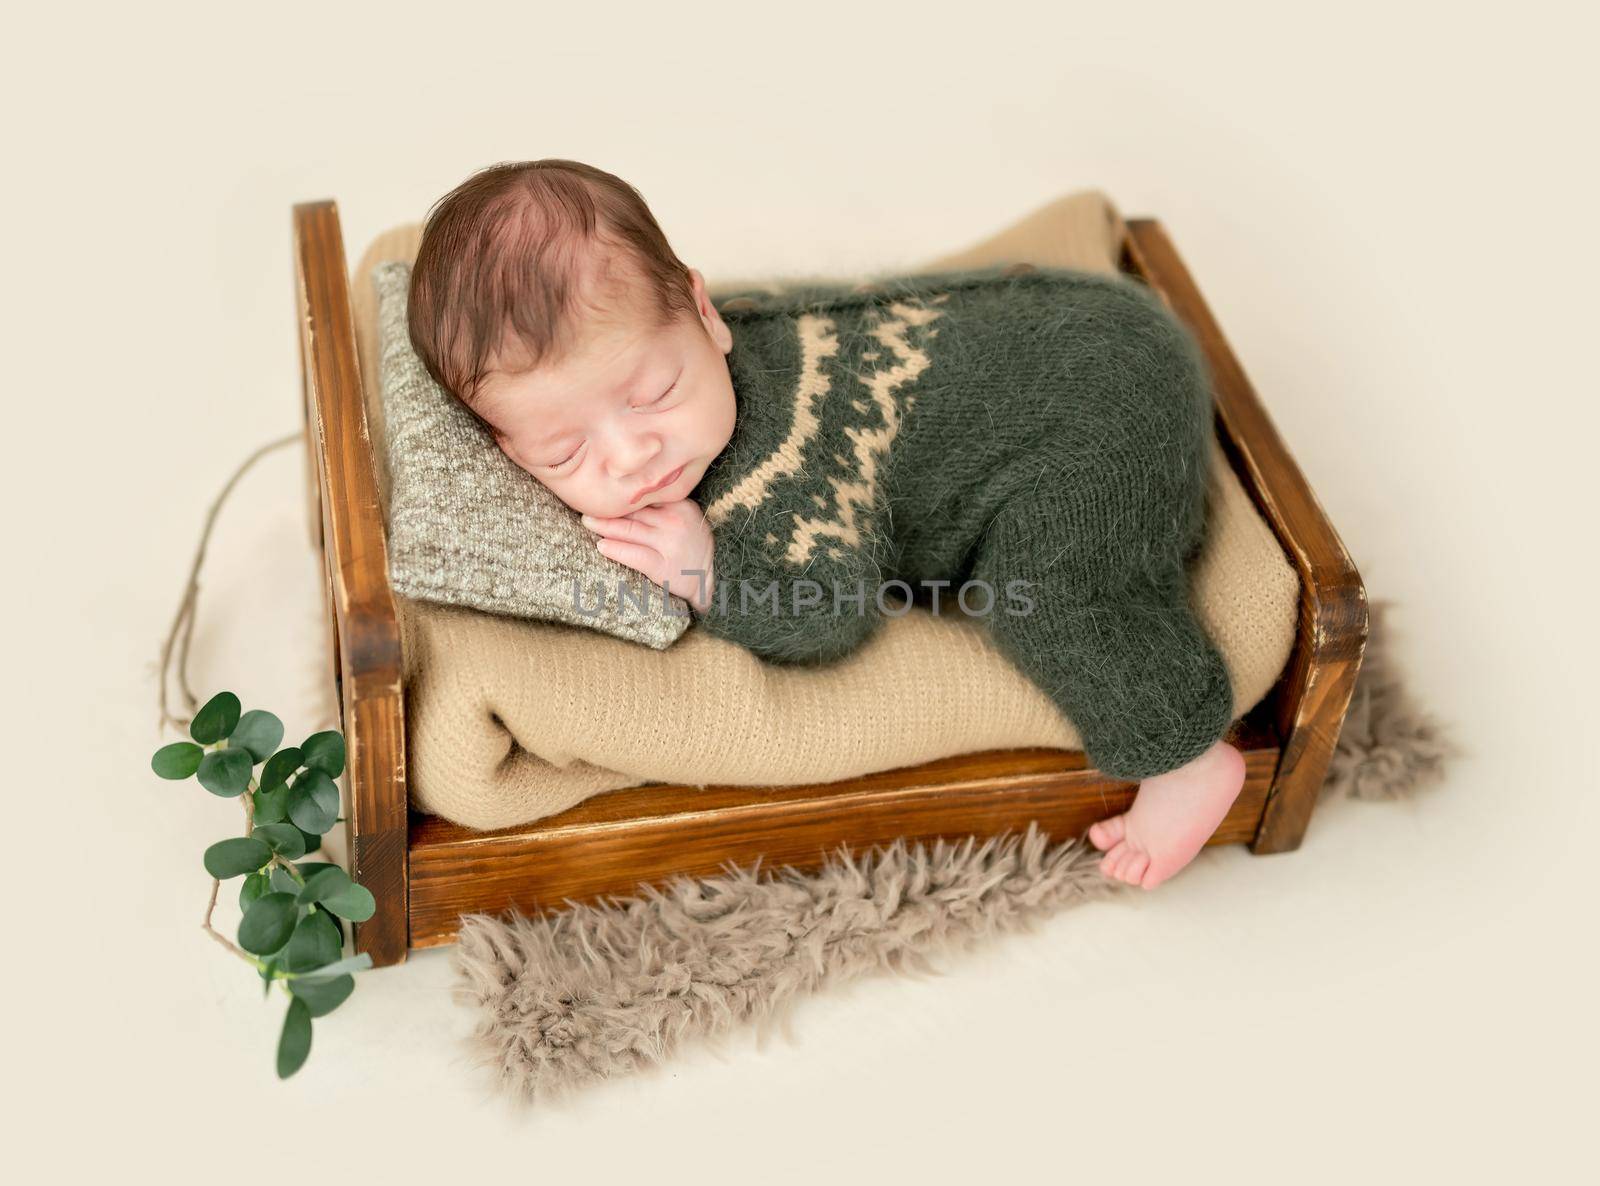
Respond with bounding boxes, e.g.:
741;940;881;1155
372;261;691;648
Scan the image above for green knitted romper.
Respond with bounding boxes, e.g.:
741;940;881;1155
686;263;1234;781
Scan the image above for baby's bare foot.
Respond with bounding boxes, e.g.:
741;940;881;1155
1087;740;1247;889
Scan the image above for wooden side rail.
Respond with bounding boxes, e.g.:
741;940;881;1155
1122;219;1369;853
407;715;1281;950
293;201;410;965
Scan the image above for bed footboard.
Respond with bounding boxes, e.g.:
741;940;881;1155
1122;220;1369;853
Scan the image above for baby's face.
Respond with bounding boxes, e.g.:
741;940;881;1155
472;267;737;520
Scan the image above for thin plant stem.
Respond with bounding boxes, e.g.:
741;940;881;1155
157;432;299;733
202;875;259;968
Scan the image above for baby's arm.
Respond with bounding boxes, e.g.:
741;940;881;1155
582;498;885;663
692;506;888;665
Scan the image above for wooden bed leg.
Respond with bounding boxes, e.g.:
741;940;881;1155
1121;219;1369;853
1252;582;1368;852
294;200;410;965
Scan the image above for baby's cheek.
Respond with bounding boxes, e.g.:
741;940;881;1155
499;443;538;478
533;473;581;512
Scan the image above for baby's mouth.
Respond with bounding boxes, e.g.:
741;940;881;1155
630;462;687;505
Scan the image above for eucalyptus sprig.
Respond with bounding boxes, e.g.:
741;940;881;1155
152;690;376;1079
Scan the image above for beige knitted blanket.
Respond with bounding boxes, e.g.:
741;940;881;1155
350;191;1300;831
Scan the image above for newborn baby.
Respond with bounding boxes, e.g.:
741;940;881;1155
407;159;1247;890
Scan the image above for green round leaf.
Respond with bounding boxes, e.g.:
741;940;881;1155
295;865;352;906
238;892;298;955
252;823;307;861
231;710;284;764
151;742;203;780
284;909;343;973
319;881;376;923
299;731;345;779
253;783;289;825
196;748;253;798
298;828;324;855
288;770;340;835
289;952;372;982
203;837;272;880
288;973;355;1018
259;746;303;793
238;870;269;911
276;997;313;1079
189;691;241;745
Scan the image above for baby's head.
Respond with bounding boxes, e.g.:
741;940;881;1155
408;159;737;520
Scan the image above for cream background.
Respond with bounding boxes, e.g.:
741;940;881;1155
7;1;1595;1181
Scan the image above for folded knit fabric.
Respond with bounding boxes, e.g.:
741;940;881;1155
691;264;1232;780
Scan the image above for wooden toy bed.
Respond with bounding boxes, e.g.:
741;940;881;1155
294;196;1368;968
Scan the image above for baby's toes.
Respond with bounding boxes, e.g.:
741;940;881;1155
1122;848;1151;888
1088;816;1125;852
1098;841;1140;885
1097;847;1120;881
1138;858;1180;892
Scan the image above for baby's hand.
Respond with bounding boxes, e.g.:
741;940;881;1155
580;499;715;613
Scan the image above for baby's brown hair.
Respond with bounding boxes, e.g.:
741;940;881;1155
407;159;699;413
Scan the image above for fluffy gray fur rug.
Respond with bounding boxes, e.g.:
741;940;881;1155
452;597;1453;1104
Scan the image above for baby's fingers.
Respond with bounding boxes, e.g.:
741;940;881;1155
594;537;663;584
580;512;658;542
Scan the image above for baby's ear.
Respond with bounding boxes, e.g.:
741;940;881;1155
696;267;728;310
689;268;734;354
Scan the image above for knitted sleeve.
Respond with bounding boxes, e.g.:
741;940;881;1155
689;500;890;666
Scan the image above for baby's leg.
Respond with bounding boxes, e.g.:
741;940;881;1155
970;461;1242;888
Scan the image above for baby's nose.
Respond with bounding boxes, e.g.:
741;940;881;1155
609;434;662;477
